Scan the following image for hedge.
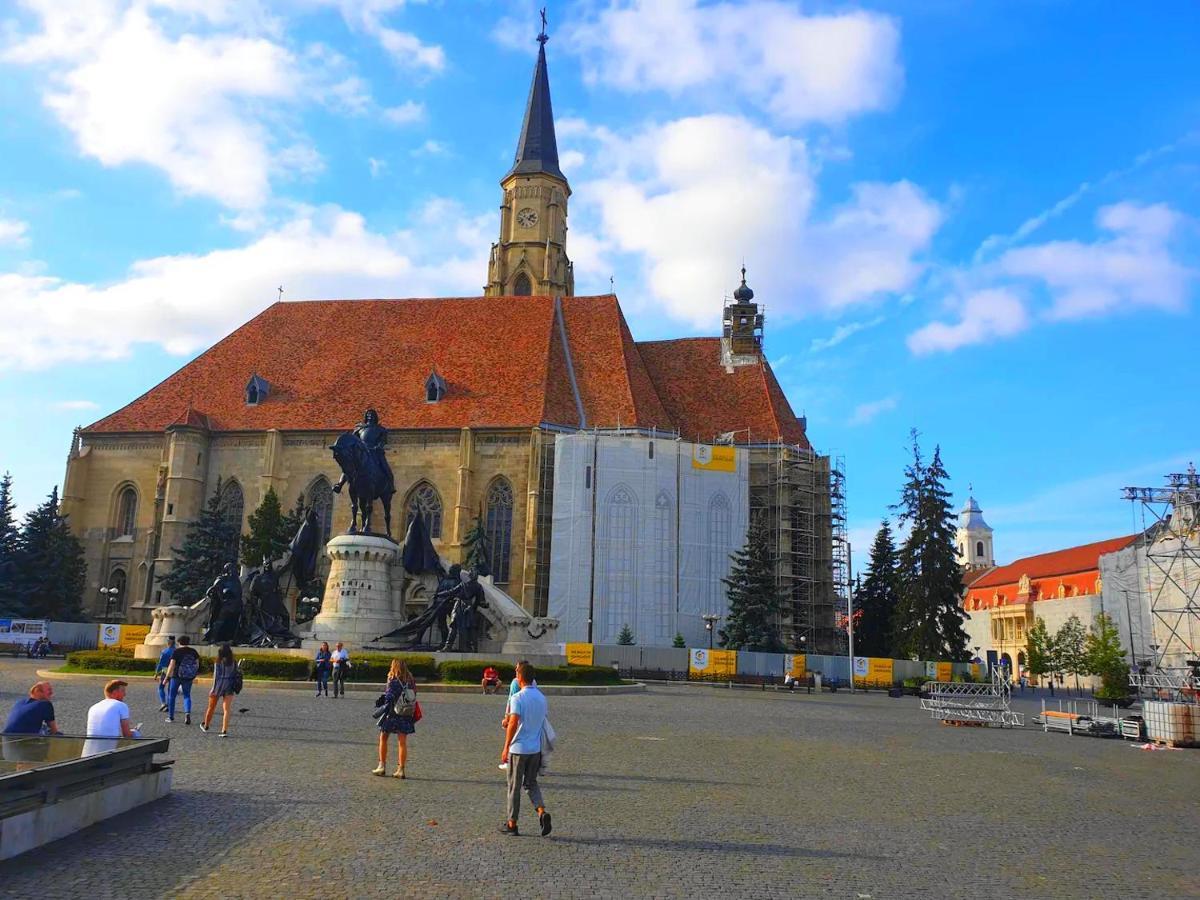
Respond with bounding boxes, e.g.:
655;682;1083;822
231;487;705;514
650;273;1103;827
439;660;516;684
66;651;179;674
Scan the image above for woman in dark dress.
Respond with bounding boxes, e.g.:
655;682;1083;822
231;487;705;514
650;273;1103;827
374;658;416;778
202;643;238;737
314;642;332;697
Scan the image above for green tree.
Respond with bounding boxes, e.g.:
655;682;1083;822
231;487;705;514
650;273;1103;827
1026;616;1058;692
159;479;240;604
462;514;490;576
718;515;786;652
1085;612;1129;700
0;472;19;615
240;486;291;567
672;632;686;649
616;623;635;645
891;433;971;660
14;486;88;621
1055;614;1088;694
853;519;900;657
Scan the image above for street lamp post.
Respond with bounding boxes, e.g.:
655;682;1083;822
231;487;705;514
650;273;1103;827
99;586;121;620
702;614;719;650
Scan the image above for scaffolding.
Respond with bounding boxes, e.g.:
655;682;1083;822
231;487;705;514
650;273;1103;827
1122;465;1200;673
749;442;840;653
920;669;1025;727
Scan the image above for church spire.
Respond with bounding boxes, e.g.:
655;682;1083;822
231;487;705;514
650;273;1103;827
506;9;566;185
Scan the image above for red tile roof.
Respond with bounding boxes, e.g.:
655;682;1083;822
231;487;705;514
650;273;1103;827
968;535;1139;589
636;338;810;447
83;295;810;448
962;566;995;589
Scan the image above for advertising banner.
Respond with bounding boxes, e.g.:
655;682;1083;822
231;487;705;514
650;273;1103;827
98;623;121;647
970;663;982;680
117;625;150;650
0;619;46;646
689;648;737;677
854;656;893;686
565;643;594;666
690;444;736;472
925;661;938;679
786;654;806;679
937;661;953;682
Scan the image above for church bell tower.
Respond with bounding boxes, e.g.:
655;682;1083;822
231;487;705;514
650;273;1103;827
484;16;574;297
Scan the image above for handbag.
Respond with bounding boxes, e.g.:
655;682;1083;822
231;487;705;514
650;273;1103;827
371;694;389;719
232;670;244;694
412;700;423;724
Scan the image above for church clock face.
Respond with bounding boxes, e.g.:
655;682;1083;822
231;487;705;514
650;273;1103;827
516;207;539;228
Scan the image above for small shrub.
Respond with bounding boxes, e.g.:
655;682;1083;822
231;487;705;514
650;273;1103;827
65;651;165;674
536;665;622;685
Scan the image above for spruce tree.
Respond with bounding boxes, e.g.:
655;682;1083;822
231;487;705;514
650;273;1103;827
616;623;635;645
462;515;491;576
853;519;900;657
672;632;686;649
0;472;19;615
892;433;971;661
159;479;240;604
718;515;785;652
240;486;290;567
14;487;88;621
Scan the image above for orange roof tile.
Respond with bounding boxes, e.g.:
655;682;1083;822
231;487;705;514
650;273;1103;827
636;338;810;447
968;535;1139;590
83;295;810;448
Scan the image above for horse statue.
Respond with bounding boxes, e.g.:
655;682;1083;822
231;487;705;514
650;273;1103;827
330;417;395;537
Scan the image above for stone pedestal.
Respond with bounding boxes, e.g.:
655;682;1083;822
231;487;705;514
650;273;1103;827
305;534;401;645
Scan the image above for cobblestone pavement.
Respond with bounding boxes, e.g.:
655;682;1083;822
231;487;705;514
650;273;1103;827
2;658;1197;899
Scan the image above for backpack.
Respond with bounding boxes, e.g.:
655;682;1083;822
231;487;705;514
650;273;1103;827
177;651;200;681
392;683;417;718
232;665;244;694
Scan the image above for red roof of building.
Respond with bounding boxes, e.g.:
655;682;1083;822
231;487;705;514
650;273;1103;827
636;338;810;447
83;296;809;447
967;535;1139;590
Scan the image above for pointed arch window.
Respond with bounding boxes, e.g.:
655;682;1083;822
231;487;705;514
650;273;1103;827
485;478;515;585
218;480;244;558
599;484;637;641
706;492;732;613
512;272;532;296
653;490;674;642
406;482;443;539
116;486;137;537
307;477;334;542
107;568;127;615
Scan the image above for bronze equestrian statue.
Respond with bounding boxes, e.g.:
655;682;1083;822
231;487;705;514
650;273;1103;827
331;408;396;537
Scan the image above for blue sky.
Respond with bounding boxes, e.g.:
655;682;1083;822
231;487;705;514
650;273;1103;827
0;1;1197;570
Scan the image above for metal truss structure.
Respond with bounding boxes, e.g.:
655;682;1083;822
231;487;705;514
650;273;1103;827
920;669;1025;727
1122;465;1200;672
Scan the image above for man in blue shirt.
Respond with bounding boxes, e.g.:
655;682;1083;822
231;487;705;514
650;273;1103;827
3;681;59;734
155;636;176;712
499;661;551;836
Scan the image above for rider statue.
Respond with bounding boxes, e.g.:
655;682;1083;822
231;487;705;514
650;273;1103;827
203;561;243;643
333;408;395;498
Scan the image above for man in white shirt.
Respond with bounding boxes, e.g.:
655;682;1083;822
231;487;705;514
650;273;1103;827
331;642;351;697
82;680;138;757
499;661;551;837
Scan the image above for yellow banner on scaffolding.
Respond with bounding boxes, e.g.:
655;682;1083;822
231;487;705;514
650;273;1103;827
787;654;806;679
970;663;982;680
565;643;594;666
937;661;953;682
691;444;736;472
689;648;737;677
853;656;893;686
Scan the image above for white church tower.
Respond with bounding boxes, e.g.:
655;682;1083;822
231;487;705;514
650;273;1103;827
957;491;994;570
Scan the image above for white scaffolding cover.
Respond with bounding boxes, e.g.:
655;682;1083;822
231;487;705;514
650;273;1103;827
547;433;749;647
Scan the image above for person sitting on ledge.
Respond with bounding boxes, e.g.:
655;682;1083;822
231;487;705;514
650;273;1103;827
482;665;501;695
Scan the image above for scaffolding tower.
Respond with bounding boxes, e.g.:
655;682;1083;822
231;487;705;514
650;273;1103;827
1122;465;1200;672
749;442;840;653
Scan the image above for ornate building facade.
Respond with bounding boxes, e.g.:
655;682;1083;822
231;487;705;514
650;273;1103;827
59;31;838;648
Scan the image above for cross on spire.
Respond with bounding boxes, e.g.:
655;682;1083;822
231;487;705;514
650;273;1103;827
538;7;548;44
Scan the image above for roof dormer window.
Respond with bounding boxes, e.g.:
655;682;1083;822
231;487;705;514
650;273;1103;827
425;371;447;403
245;373;269;406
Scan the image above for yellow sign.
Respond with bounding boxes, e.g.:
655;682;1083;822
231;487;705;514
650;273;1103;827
937;661;953;682
970;663;982;680
691;444;736;472
689;648;737;677
853;656;893;686
118;625;150;650
565;643;594;666
787;654;806;679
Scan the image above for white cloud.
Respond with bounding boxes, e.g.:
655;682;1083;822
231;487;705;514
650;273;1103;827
998;202;1194;320
570;115;940;327
411;139;450;158
332;1;444;73
848;396;898;426
53;399;99;410
570;0;902;126
907;288;1029;355
368;157;387;178
0;202;489;372
809;315;884;352
0;218;30;247
381;100;425;126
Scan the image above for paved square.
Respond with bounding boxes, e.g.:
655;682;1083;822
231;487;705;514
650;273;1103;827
2;659;1197;899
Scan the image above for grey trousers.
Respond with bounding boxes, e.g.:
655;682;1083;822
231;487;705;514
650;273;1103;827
506;752;545;823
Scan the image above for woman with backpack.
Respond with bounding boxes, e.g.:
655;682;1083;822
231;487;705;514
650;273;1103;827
373;658;417;778
314;642;332;697
164;635;201;725
201;643;239;738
